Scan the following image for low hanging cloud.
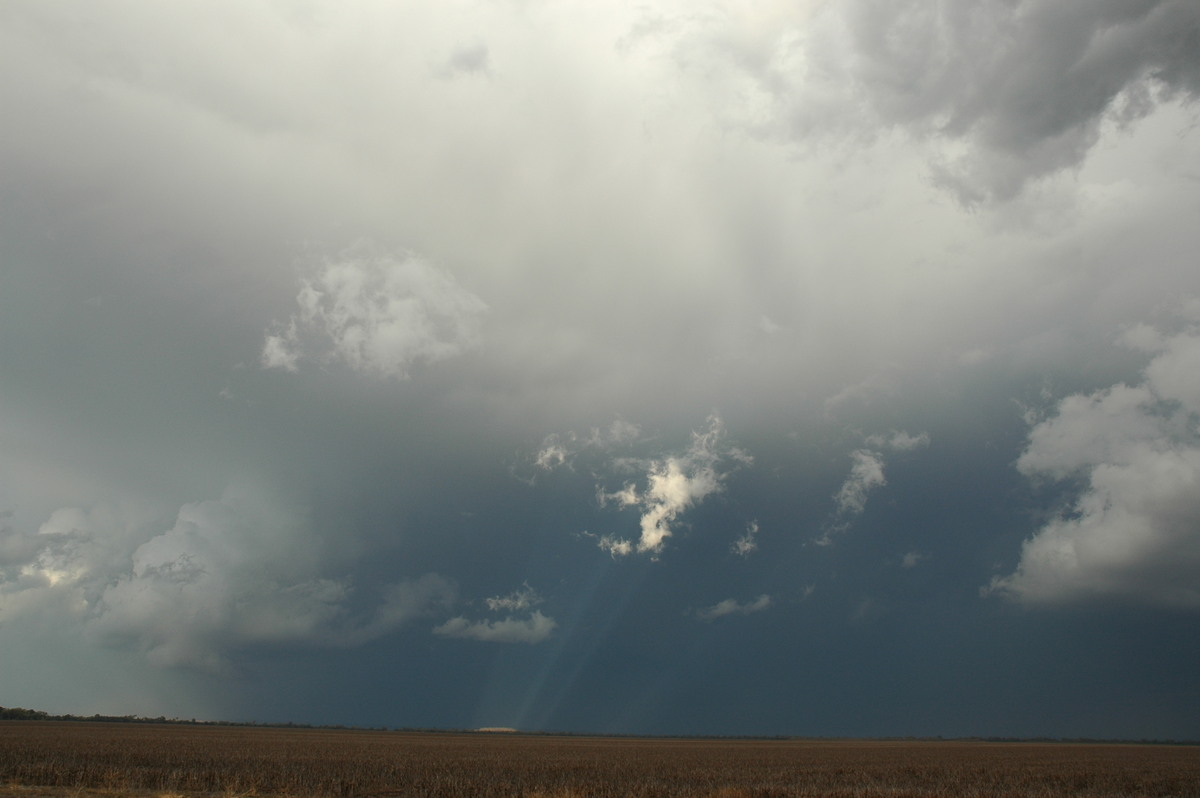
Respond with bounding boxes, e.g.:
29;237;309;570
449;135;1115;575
593;415;752;558
0;489;454;672
695;594;772;621
262;248;486;379
434;583;555;644
989;321;1200;609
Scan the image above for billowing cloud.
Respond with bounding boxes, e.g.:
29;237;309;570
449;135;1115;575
685;0;1200;203
263;247;486;379
990;323;1200;609
593;415;752;558
0;489;454;671
434;610;556;644
695;594;772;621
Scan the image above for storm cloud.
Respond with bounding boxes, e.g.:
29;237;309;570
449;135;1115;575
1;0;1199;738
686;0;1200;203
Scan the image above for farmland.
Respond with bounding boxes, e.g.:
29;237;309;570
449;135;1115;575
1;721;1198;798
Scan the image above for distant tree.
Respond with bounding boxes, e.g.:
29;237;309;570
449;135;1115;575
0;707;50;720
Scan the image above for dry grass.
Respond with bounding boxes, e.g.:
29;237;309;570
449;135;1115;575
2;721;1198;798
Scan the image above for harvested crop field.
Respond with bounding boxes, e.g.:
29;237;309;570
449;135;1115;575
1;721;1197;798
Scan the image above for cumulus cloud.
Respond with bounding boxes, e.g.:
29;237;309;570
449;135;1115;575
989;322;1200;609
262;247;486;379
696;0;1200;203
695;594;771;621
593;415;751;558
731;520;760;557
0;490;454;671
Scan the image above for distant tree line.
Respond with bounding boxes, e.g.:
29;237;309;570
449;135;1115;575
0;706;391;731
0;707;51;721
0;706;176;723
2;706;1195;744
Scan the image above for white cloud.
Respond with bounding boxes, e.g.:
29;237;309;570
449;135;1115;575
901;551;926;569
534;437;571;471
833;449;887;517
260;321;300;372
262;247;486;379
989;323;1200;609
485;583;541;612
731;520;759;557
822;430;930;543
696;594;771;621
433;582;555;644
593;415;751;558
596;534;633;558
866;430;931;452
534;420;643;473
434;610;556;644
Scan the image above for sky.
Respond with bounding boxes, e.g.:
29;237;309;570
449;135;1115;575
2;0;1200;739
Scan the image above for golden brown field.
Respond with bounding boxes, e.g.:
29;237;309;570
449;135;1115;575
1;721;1198;798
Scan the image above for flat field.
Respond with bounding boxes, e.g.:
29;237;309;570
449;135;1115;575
1;721;1197;798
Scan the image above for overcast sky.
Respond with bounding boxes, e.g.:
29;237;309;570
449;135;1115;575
3;0;1200;739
